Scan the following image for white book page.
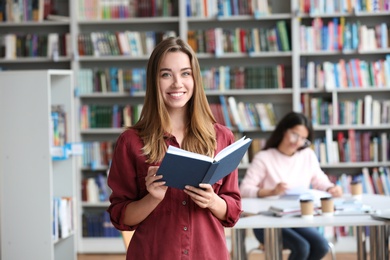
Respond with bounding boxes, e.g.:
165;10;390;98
214;136;251;162
167;146;212;162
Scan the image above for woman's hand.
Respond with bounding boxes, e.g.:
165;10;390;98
184;183;228;220
145;166;168;201
183;183;216;209
272;182;288;196
327;185;343;197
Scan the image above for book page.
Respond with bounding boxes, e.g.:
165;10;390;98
167;146;212;162
214;136;252;162
284;188;331;201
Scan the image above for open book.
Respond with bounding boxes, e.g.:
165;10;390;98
156;136;252;189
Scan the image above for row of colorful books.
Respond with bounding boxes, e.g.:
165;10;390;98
212;96;277;131
81;141;115;169
77;30;176;57
299;0;390;14
0;0;54;22
79;104;143;129
301;56;390;89
53;197;74;241
186;0;272;17
81;174;110;203
51;105;67;147
302;94;390;126
0;33;70;59
300;18;389;52
82;211;120;238
50;104;77;161
78;0;178;20
77;68;146;95
188;21;290;54
335;167;390;196
314;129;389;164
202;65;286;90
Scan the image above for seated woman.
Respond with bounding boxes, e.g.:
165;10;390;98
240;111;343;260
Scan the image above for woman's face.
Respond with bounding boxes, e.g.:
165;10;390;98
279;124;310;155
158;51;194;113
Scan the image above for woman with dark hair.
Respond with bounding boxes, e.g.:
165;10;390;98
107;37;242;260
240;111;342;260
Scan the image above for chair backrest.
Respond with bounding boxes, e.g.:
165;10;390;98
121;231;134;250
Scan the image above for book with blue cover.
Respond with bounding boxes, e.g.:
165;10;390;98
156;136;252;189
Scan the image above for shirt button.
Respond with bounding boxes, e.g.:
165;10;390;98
183;249;188;255
182;201;187;205
183;226;188;231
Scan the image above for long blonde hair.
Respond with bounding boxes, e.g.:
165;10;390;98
131;37;217;163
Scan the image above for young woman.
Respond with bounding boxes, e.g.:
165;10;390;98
107;37;242;260
240;111;342;260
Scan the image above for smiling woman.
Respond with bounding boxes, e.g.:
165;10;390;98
158;51;194;122
106;37;242;260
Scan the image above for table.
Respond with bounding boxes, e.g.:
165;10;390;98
231;194;390;260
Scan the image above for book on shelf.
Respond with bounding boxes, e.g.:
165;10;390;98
378;167;390;196
156;136;252;189
53;196;74;240
361;167;375;194
219;95;232;128
46;14;70;22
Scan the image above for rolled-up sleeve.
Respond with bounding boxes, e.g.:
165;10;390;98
107;129;149;231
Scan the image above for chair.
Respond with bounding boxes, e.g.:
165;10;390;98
121;231;134;250
247;241;336;260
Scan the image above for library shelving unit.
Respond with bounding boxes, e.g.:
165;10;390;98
0;70;77;260
295;5;390;179
0;0;72;71
1;0;389;255
72;0;390;254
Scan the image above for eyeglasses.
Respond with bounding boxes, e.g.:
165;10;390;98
287;129;311;147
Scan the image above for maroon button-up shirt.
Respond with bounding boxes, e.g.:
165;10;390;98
107;123;242;259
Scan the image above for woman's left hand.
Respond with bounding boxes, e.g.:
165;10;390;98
327;185;343;197
184;183;216;209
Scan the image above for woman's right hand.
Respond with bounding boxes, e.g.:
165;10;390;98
272;182;288;196
145;166;168;201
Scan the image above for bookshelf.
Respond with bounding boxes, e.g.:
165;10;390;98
1;0;389;254
0;70;77;260
0;0;72;70
0;1;72;71
73;0;390;254
295;5;390;185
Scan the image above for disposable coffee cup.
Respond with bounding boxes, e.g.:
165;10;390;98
300;199;314;219
320;197;334;217
350;180;362;199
